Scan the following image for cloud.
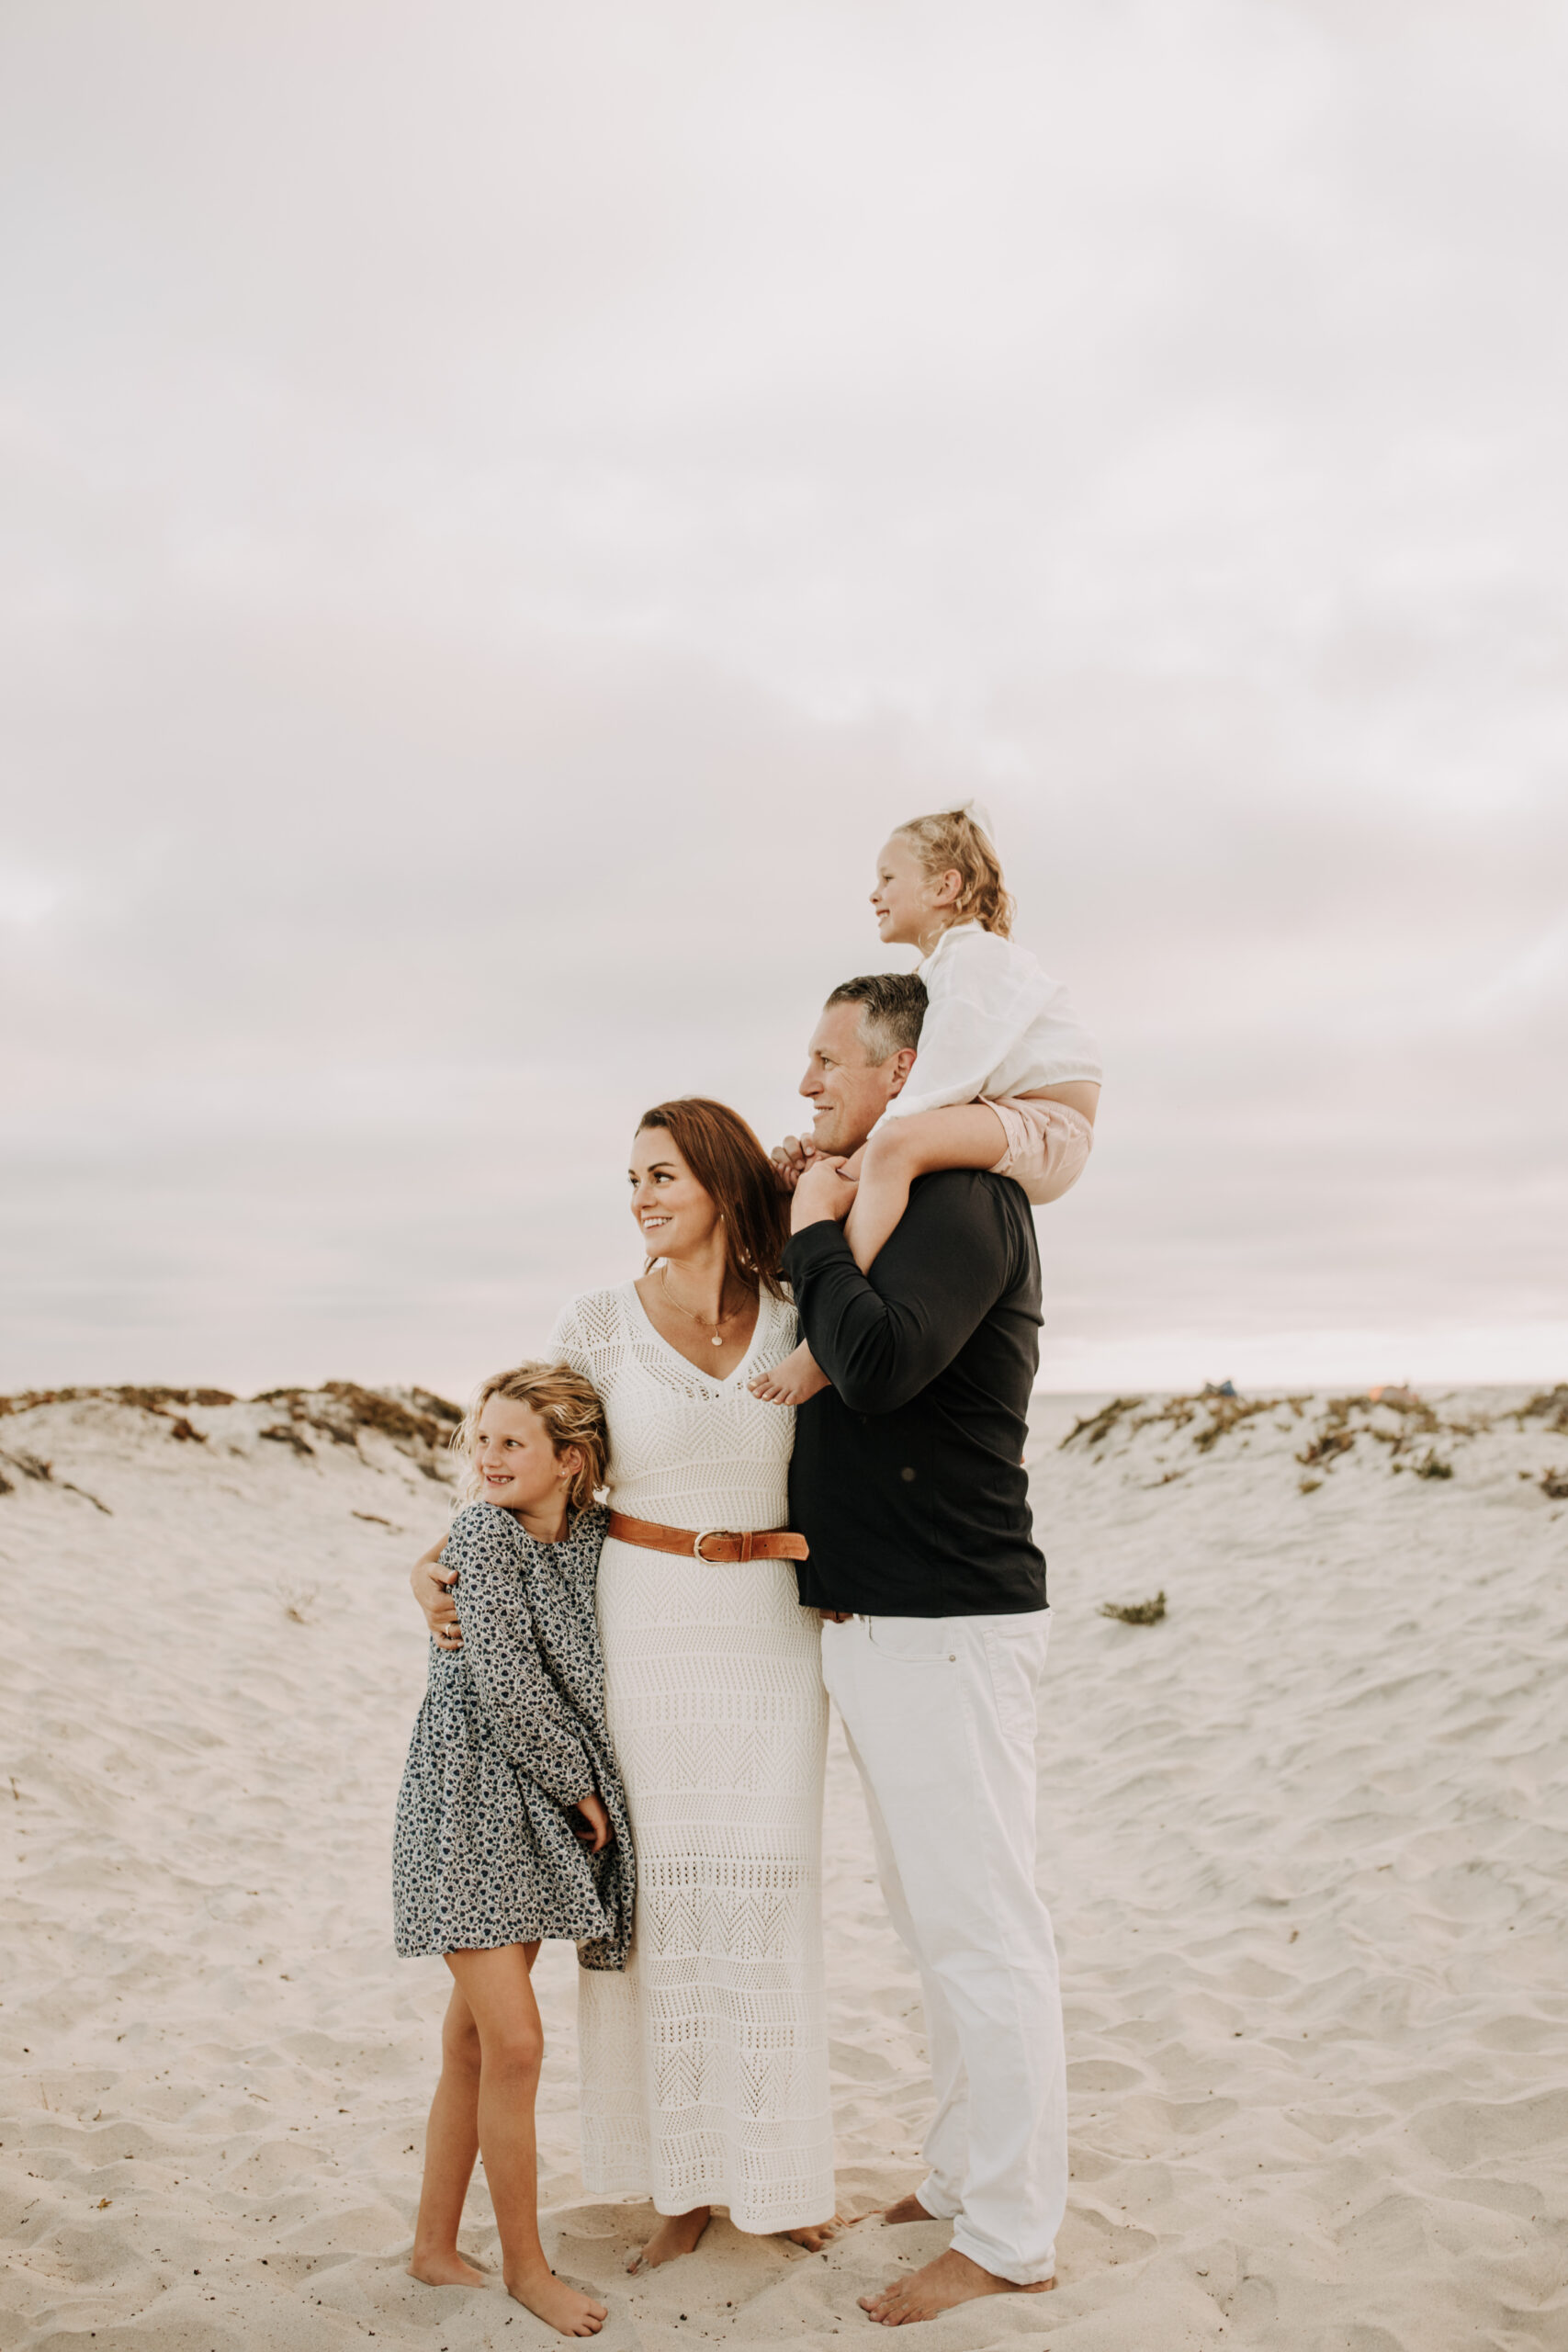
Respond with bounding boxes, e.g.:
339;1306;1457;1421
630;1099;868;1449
2;1;1564;1388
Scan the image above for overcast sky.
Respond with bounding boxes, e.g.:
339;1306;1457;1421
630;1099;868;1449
4;0;1565;1399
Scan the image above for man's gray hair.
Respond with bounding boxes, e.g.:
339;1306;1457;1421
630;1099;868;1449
824;973;928;1065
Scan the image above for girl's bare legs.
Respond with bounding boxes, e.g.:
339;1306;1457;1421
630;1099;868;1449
750;1107;1010;1407
842;1103;1011;1269
409;1975;489;2286
445;1944;609;2336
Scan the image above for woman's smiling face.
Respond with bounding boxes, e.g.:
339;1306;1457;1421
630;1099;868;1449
628;1125;720;1264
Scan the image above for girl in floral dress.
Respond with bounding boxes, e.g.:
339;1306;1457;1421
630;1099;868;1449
394;1363;632;2336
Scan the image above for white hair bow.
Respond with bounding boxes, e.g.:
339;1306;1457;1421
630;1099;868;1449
961;797;999;846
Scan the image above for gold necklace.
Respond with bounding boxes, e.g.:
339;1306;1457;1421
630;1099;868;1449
660;1264;743;1347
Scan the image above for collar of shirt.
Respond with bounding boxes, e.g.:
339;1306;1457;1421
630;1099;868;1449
917;920;984;978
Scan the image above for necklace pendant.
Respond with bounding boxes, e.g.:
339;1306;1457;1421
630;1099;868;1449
712;1334;724;1345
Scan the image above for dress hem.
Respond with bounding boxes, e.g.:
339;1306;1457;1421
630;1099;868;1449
396;1928;599;1960
581;2171;840;2236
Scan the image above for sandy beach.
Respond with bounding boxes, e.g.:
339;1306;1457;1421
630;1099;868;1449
2;1379;1564;2349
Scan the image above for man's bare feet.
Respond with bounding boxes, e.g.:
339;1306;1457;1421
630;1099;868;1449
503;2261;608;2336
859;2246;1056;2325
877;2194;933;2226
626;2205;711;2272
785;2212;852;2251
407;2248;490;2287
748;1344;833;1407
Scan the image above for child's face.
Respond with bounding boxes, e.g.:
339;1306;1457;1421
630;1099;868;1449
472;1397;571;1513
871;835;958;947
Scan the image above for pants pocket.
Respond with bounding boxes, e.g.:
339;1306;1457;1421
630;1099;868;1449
866;1616;954;1663
981;1610;1050;1752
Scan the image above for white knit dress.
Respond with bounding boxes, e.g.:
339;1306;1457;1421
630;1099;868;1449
548;1283;834;2233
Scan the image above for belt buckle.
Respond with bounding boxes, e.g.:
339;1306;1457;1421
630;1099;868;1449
692;1527;728;1562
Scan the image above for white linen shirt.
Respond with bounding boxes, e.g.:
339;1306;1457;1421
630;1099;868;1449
879;922;1103;1124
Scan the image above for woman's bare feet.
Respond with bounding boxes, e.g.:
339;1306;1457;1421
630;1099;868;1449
859;2246;1055;2325
785;2212;852;2250
748;1344;833;1406
504;2261;608;2336
626;2205;711;2271
408;2248;490;2287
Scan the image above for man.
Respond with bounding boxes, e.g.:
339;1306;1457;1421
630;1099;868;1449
777;972;1065;2327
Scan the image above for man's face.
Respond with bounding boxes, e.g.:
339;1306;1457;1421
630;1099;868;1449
798;1001;907;1155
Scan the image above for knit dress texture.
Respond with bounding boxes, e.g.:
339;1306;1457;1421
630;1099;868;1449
549;1283;834;2233
393;1500;634;1970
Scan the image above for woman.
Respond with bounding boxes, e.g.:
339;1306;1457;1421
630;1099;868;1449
412;1099;837;2268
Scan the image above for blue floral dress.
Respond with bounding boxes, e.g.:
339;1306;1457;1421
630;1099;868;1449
393;1501;634;1970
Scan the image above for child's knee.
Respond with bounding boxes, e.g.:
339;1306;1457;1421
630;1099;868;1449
484;2024;545;2084
442;2010;483;2075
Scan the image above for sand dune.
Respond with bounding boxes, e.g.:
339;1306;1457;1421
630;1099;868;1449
2;1381;1565;2349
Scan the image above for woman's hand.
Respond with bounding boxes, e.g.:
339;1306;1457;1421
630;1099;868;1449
411;1542;461;1649
573;1793;613;1854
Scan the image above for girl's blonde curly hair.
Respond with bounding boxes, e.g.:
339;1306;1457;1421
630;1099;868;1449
895;804;1015;939
451;1361;610;1515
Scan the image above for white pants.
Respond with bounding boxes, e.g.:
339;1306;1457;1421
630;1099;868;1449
822;1609;1065;2285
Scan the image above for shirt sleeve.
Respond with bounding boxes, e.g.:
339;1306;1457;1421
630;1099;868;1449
444;1508;595;1808
782;1177;1015;1412
880;936;1044;1121
547;1298;588;1374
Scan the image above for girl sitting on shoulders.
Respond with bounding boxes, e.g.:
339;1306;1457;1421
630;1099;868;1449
393;1363;633;2337
752;803;1102;1406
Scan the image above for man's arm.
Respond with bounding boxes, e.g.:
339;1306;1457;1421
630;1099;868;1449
783;1173;1014;1413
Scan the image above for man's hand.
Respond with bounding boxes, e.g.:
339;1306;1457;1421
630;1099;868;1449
573;1793;613;1853
770;1134;822;1194
411;1542;461;1648
790;1153;859;1233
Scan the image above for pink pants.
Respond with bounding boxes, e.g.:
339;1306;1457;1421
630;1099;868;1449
983;1096;1094;1206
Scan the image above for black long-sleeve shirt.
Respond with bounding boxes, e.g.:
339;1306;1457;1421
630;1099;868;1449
783;1169;1046;1617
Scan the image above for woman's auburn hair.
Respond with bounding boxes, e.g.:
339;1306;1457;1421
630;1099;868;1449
451;1361;610;1515
895;805;1015;938
637;1097;790;1301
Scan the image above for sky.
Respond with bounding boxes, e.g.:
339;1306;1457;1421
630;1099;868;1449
3;0;1566;1398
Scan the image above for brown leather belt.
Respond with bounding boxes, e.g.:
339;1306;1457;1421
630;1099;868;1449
606;1510;808;1564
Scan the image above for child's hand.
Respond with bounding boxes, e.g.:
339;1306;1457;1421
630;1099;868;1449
573;1793;613;1854
770;1134;821;1193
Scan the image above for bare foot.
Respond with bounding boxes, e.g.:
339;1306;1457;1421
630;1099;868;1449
749;1344;833;1407
626;2205;711;2272
407;2248;490;2287
877;2194;934;2226
858;2246;1056;2325
785;2211;852;2250
503;2262;608;2336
